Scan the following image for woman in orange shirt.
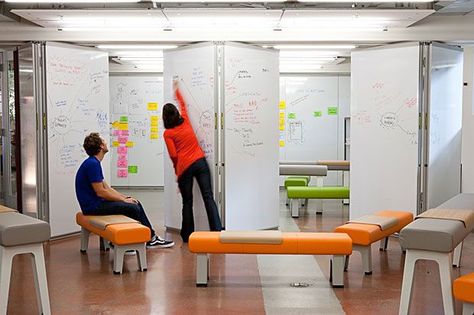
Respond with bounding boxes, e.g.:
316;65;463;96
162;80;222;242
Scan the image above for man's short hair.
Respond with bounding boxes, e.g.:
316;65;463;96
83;132;103;156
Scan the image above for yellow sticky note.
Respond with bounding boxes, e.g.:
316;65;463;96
150;116;159;122
279;140;285;147
125;141;134;148
279;118;285;125
118;123;128;131
150;133;159;140
279;125;285;131
112;141;119;147
112;121;120;129
150;127;158;133
279;112;285;118
279;101;286;109
147;102;158;111
150;120;158;127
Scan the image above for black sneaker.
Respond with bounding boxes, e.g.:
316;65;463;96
147;235;174;249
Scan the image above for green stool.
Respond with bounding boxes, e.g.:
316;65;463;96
284;176;311;206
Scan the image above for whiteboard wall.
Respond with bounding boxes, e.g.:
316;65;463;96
45;43;110;237
223;43;279;230
350;44;420;218
279;75;350;186
426;44;463;208
109;75;165;186
163;43;217;230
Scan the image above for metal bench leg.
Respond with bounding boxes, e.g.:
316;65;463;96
379;237;389;251
463;303;474;315
353;245;372;275
0;246;13;314
331;255;345;287
290;199;299;218
80;227;90;252
100;237;110;251
453;241;463;267
196;254;209;286
31;244;51;315
136;243;147;272
316;200;323;214
438;253;454;315
399;250;417;315
113;246;125;274
344;255;349;271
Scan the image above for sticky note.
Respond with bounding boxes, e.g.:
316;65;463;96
119;130;129;136
118;154;127;160
288;113;296;119
125;141;134;148
279;140;285;147
328;107;338;115
279;112;285;118
118;136;128;144
147;102;158;111
112;141;119;147
112;130;120;136
128;165;138;174
117;159;128;168
313;111;322;117
150;116;159;122
117;169;128;178
117;146;128;154
120;116;128;123
150;120;158;127
279;125;285;131
118;123;128;131
279;101;286;109
112;121;120;129
150;127;158;133
150;133;159;140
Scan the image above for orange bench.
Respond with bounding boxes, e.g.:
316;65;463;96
188;231;352;287
76;212;151;274
454;273;474;315
334;210;413;274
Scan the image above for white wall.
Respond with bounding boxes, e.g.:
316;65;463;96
462;47;474;192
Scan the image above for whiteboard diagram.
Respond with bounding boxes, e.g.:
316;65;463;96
45;43;110;237
109;75;165;186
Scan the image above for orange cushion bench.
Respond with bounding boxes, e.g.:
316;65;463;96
454;273;474;315
188;231;352;287
334;210;413;275
76;212;150;274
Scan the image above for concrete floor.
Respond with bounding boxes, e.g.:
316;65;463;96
5;189;474;314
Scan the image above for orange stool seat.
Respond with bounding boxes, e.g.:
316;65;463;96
334;210;413;275
76;212;150;274
454;273;474;303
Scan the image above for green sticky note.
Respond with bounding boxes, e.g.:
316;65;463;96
313;111;322;117
120;116;128;123
328;107;338;115
288;113;296;119
128;165;138;174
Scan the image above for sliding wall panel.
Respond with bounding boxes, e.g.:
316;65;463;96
351;44;421;218
223;43;279;230
426;44;463;208
163;43;217;230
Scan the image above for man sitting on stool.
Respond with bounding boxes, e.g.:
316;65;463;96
75;132;174;249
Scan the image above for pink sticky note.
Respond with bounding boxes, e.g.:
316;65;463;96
117;159;128;168
113;130;120;136
118;136;128;144
118;154;127;160
117;146;128;154
117;169;128;178
120;130;130;136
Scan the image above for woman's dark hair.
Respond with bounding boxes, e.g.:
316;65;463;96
83;132;103;156
162;103;184;129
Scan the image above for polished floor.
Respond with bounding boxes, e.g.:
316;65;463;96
5;189;474;315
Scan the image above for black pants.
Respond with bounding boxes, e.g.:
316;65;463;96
178;157;222;242
84;200;155;238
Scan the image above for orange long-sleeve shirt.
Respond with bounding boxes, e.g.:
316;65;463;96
163;88;205;179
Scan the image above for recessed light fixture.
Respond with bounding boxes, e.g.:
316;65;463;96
6;0;139;2
97;44;177;50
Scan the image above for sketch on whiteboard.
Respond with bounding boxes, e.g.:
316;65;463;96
288;121;303;144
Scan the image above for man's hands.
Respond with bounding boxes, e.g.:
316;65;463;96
123;196;138;204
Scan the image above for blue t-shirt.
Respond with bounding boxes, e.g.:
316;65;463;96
75;156;104;213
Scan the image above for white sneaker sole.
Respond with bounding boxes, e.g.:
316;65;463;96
147;242;175;249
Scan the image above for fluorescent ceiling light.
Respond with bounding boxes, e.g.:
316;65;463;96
118;57;164;61
98;45;176;50
6;0;139;2
280;50;339;57
300;0;432;2
113;51;164;57
273;44;356;50
158;0;284;2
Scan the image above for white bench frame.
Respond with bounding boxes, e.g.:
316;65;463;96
0;243;51;315
80;227;147;274
195;253;346;287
